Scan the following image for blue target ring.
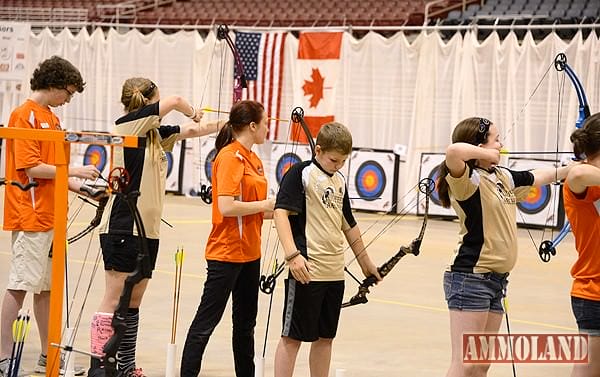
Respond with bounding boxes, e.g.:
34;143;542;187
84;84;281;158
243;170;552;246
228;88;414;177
354;161;386;201
517;185;551;215
83;145;107;172
276;153;302;184
165;151;173;177
427;166;444;207
204;149;217;182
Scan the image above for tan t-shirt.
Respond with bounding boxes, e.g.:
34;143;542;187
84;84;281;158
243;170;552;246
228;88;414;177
99;102;179;239
445;166;533;273
275;159;356;281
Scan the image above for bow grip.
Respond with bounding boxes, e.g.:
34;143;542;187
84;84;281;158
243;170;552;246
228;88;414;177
410;239;422;256
361;274;379;289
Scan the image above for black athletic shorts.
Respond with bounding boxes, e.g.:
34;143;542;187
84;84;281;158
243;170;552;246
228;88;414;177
100;234;159;276
281;278;344;342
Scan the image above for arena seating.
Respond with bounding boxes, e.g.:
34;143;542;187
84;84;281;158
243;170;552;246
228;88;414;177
0;0;597;36
442;0;599;26
0;0;464;26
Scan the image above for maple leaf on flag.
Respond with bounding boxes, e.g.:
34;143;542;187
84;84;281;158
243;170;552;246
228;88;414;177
302;68;326;108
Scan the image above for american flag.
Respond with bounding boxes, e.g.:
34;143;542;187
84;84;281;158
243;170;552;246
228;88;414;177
235;31;288;140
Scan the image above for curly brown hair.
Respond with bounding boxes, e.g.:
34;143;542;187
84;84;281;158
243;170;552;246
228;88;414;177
30;56;85;93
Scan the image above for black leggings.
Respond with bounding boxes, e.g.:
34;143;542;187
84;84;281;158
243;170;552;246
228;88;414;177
180;259;260;377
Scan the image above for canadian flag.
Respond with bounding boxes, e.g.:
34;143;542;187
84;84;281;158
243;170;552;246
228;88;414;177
292;32;343;143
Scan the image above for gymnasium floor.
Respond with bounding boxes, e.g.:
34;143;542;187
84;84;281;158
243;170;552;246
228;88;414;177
0;192;578;377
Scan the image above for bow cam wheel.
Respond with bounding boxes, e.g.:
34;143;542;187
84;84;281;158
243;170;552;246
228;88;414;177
108;167;130;193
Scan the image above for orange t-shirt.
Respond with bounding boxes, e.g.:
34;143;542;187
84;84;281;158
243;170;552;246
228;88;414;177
204;140;267;263
3;99;61;232
563;181;600;301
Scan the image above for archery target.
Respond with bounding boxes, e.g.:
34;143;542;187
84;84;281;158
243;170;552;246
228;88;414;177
508;158;564;228
204;148;217;182
517;185;551;215
348;149;397;212
417;153;457;218
269;142;312;196
276;153;302;183
198;136;216;186
181;136;215;197
165;140;185;194
83;145;108;172
71;142;110;186
354;161;386;201
427;164;444;208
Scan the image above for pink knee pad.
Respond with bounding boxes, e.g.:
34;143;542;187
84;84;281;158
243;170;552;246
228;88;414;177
91;312;114;356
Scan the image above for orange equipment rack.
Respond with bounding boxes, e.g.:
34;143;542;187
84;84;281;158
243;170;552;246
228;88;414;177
0;127;142;377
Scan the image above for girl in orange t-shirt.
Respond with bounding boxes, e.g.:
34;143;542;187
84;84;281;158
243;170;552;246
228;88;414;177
564;112;600;377
181;100;274;377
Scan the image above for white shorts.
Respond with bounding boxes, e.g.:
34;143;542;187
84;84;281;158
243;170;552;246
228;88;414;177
7;230;53;293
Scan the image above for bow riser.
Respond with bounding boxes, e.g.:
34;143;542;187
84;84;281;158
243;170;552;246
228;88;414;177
341;178;433;308
538;53;591;262
217;25;247;104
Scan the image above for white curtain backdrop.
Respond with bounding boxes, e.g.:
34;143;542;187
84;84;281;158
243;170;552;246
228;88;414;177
1;27;599;208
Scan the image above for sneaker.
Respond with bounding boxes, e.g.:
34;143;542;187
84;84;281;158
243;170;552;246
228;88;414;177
0;358;26;377
33;353;86;376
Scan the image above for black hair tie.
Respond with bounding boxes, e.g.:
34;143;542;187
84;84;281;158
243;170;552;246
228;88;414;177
142;81;156;98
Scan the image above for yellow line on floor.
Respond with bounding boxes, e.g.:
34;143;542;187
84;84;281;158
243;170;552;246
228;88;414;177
364;297;576;331
0;249;574;332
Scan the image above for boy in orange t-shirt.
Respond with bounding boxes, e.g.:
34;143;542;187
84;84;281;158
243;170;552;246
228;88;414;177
0;56;99;376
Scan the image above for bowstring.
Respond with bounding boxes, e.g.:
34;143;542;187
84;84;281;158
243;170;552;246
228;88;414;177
53;176;105;371
194;27;218;197
503;59;555;146
343;181;425;271
259;108;302;283
501;57;561;255
538;64;568;249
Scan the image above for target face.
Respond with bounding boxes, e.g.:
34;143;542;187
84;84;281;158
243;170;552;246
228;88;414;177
204;149;217;182
276;153;302;184
165;151;173;177
354;161;386;201
517;185;551;215
83;145;107;172
427;166;444;207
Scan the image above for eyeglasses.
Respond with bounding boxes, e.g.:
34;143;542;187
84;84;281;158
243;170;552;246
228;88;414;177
62;87;76;98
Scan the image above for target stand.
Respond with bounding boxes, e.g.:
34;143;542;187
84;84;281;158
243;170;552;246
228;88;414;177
165;140;186;194
182;136;216;197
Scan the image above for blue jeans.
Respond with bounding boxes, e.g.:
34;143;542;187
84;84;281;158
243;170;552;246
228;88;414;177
572;296;600;336
444;271;509;313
